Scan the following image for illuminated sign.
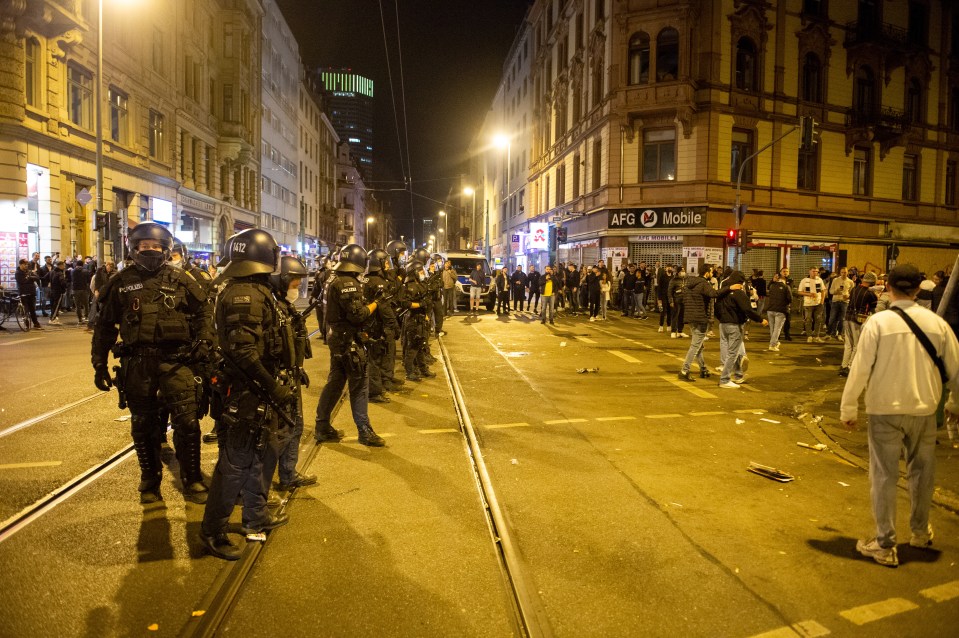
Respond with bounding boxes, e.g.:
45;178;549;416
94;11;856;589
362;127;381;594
528;223;548;250
152;198;173;224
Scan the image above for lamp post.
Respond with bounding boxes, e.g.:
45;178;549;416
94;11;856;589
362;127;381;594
365;215;374;247
463;187;475;252
438;210;446;252
493;134;511;266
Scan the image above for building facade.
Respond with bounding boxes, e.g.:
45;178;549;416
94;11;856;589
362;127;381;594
297;71;338;265
319;69;375;182
0;0;262;275
334;141;367;247
475;0;959;278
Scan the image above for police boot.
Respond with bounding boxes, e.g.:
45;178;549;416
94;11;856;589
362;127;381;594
202;430;218;444
200;530;242;561
369;393;391;404
358;426;386;447
315;422;345;443
173;424;209;504
419;367;437;379
132;430;163;504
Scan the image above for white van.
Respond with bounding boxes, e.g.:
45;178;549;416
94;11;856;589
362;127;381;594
439;251;494;311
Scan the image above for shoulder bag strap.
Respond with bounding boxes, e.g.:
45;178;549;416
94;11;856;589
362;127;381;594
890;306;947;383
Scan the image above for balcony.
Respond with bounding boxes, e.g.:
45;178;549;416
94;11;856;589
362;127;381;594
844;106;910;158
843;20;907;48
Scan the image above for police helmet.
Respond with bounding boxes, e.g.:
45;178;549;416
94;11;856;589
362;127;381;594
333;244;368;273
172;239;189;260
217;228;279;279
405;260;425;280
412;247;431;265
128;222;174;272
270;255;309;291
367;248;391;274
385;239;408;267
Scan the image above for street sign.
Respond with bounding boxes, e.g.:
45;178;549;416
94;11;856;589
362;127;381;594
76;188;92;206
551;216;563;222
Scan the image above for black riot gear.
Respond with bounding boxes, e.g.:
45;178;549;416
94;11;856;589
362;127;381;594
386;239;408;267
367;248;391;274
129;222;174;272
412;248;431;266
333;244;368;274
270;255;309;292
217;229;279;279
172;239;189;260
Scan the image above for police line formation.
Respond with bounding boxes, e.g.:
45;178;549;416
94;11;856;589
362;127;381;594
90;221;443;560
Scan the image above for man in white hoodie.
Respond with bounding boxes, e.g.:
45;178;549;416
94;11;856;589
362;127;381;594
841;264;959;567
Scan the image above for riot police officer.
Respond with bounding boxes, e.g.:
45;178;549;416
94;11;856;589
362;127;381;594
315;244;387;447
386;239;408;274
92;222;212;504
364;250;401;403
401;261;436;381
270;255;318;491
200;229;294;560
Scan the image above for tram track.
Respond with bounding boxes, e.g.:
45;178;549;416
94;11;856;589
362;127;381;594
0;390;109;439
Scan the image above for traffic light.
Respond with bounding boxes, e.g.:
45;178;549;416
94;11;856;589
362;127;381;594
557;227;568;242
725;228;739;246
800;116;819;151
94;210;107;231
739;229;754;254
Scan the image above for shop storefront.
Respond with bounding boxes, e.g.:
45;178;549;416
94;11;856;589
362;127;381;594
177;193;216;266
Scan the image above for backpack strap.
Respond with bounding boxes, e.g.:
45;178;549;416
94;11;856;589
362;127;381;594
890;306;947;383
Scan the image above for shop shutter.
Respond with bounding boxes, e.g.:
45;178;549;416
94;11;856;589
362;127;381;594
628;241;683;267
580;246;600;267
789;248;834;277
739;247;779;278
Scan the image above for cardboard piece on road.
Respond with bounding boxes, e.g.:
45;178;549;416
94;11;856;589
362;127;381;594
747;461;795;483
797;442;828;451
576;368;599;373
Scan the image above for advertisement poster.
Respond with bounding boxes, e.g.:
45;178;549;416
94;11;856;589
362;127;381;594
528;223;549;250
602;247;629;272
0;232;20;290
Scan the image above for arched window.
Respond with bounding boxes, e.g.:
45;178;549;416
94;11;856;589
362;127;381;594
656;28;679;82
801;52;822;103
853;65;876;120
906;78;922;124
735;37;758;91
628;32;650;85
591;61;604;108
25;38;40;107
951;87;959;132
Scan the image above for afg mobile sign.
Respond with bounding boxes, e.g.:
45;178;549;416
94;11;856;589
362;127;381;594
528;223;549;250
608;207;706;229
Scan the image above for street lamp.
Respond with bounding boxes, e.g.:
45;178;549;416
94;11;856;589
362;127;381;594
463;187;475;252
438;210;446;252
365;216;375;247
493;134;511;264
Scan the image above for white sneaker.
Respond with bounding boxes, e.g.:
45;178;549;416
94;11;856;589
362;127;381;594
679;333;689;338
670;332;677;338
49;318;61;325
815;337;825;343
768;345;780;352
909;524;934;549
658;326;664;333
856;538;898;567
807;337;814;343
739;355;749;374
719;381;740;389
838;334;845;342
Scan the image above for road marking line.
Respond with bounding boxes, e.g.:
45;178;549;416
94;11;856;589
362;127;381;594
748;620;831;638
919;580;959;603
739;383;760;392
689;411;726;416
0;337;42;347
418;428;459;434
734;409;767;414
0;461;63;470
543;418;588;425
839;598;918;625
575;336;597;344
485;422;531;429
596;416;636;422
660;375;718;399
609;350;642;363
646;414;682;419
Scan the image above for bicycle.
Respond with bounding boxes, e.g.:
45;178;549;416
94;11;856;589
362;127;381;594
0;291;32;332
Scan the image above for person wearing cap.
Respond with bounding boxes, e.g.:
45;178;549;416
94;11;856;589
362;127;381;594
839;271;879;377
841;264;959;567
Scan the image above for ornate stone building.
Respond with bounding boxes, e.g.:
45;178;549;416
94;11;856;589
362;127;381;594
481;0;959;277
0;0;262;266
298;70;339;262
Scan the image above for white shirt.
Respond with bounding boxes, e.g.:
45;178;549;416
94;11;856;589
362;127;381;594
840;300;959;421
799;276;825;306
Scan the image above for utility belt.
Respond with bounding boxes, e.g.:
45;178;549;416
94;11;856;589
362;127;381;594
332;342;367;376
219;398;273;451
113;342;192;359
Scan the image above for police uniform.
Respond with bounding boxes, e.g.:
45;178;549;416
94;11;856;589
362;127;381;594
92;229;212;504
363;268;400;401
401;264;436;381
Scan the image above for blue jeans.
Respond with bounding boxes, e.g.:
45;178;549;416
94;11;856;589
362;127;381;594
828;301;847;336
316;349;371;436
202;427;280;534
632;292;646;317
277;386;305;484
767;311;785;347
540;294;556;323
681;322;708;373
719;323;745;383
867;413;937;548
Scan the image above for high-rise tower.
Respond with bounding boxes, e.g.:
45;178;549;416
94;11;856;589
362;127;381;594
317;68;374;182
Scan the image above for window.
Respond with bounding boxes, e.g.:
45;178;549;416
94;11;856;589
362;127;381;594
802;0;827;19
591;61;603;108
151;28;164;75
798;145;818;191
628;32;650;85
576;12;584;49
25;38;40;107
902;154;918;201
109;88;128;144
731;129;753;184
801;53;822;103
906;79;922;124
556;163;565;205
149;110;164;160
656;28;679;82
853;147;870;195
908;1;928;47
947;160;957;207
735;37;758;91
952;10;959;59
67;65;93;129
952;87;959;132
853;66;876;120
223;84;234;122
573;152;581;199
224;25;234;58
591;137;602;190
642;129;676;182
595;0;604;22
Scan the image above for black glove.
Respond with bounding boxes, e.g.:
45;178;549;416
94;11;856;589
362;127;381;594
193;340;212;362
374;289;393;305
270;382;292;405
299;368;310;388
94;365;113;391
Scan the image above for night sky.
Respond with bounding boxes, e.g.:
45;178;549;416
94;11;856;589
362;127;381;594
277;0;531;243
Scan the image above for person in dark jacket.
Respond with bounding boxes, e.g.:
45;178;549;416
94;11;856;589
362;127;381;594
678;264;738;381
565;264;581;314
657;264;674;332
586;266;601;320
621;265;637;317
668;268;688;337
15;259;42;329
526;265;541;312
764;272;792;351
47;260;67;324
495;269;509;315
510;266;528;311
715;270;767;388
71;261;93;324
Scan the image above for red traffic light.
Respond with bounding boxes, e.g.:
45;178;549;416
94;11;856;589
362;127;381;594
726;229;739;245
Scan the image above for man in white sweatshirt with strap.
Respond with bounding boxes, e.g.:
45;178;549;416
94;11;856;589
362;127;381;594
841;264;959;567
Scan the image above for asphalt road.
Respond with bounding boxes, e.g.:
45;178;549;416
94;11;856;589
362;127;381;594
0;308;957;637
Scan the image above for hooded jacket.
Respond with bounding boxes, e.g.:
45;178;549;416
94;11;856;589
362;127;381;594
716;271;764;324
682;273;730;324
